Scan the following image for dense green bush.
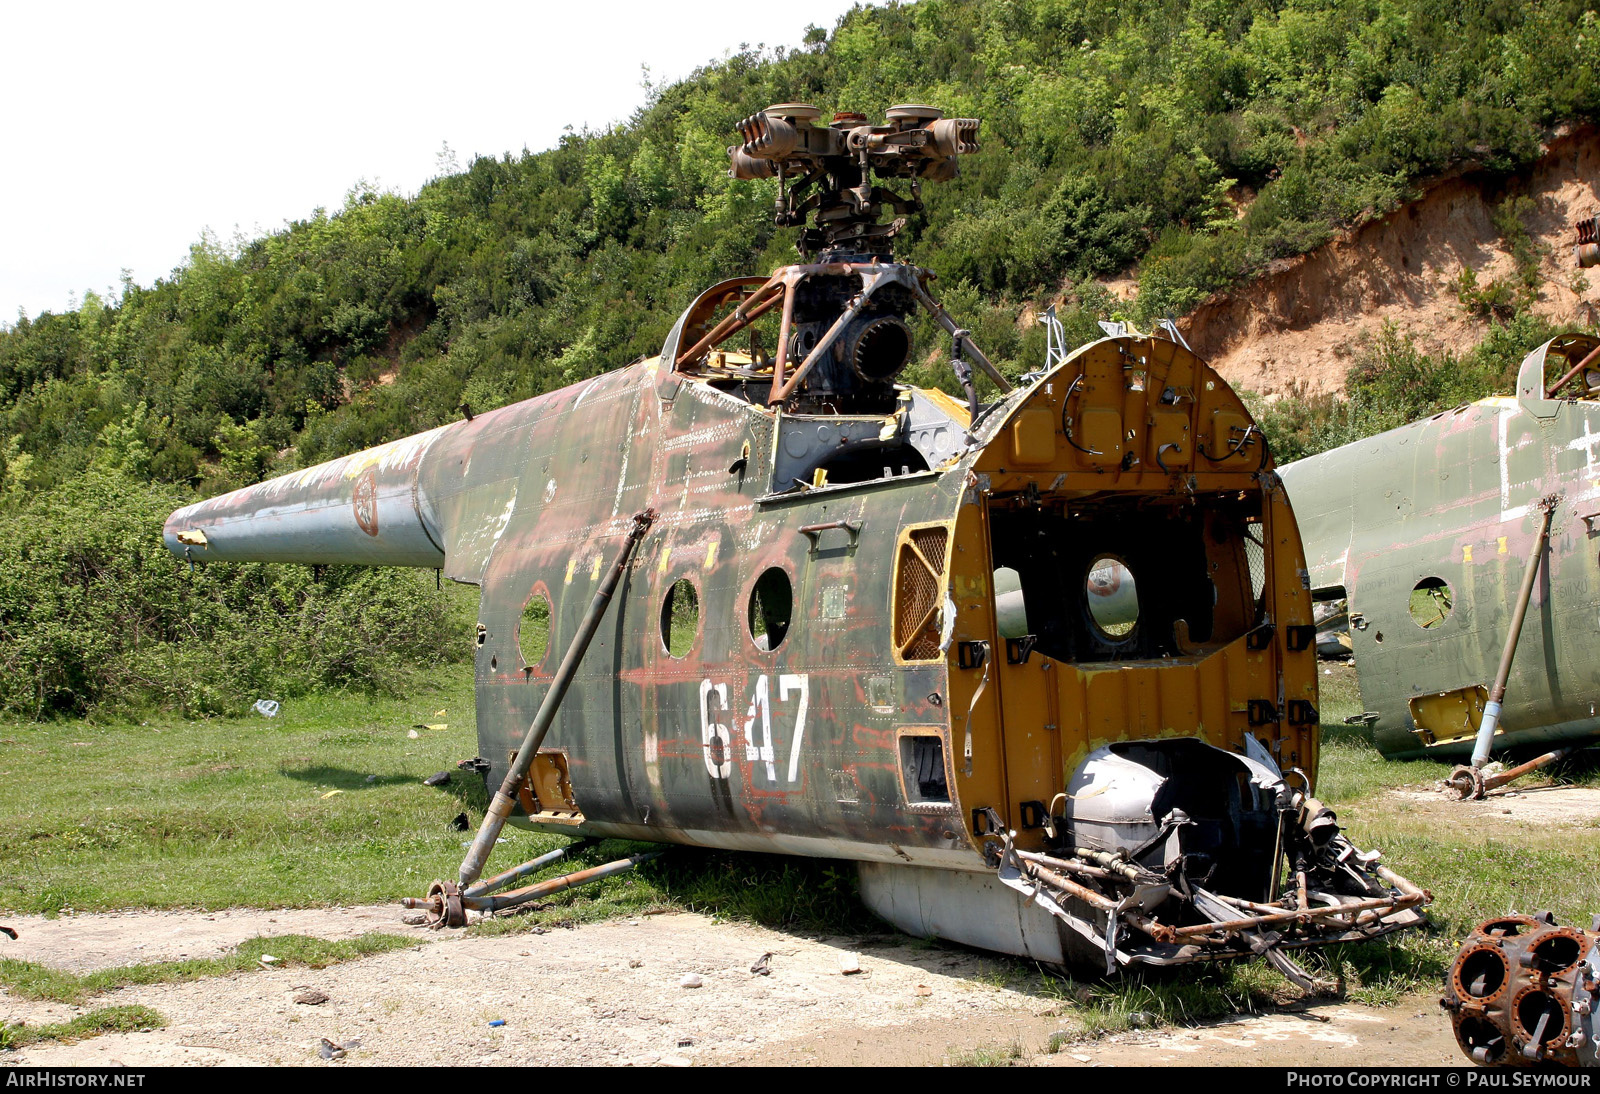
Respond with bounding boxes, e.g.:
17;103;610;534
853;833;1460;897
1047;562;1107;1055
0;472;468;719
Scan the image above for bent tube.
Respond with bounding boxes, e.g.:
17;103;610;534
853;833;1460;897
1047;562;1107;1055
464;838;600;899
461;852;661;914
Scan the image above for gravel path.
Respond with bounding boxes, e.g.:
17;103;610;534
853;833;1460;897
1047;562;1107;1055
1;905;1462;1067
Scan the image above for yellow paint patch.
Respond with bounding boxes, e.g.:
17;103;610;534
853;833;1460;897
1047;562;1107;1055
657;545;673;574
951;573;989;599
590;554;603;581
703;538;720;569
564;556;578;585
1498;536;1508;555
1463;545;1473;563
917;386;971;427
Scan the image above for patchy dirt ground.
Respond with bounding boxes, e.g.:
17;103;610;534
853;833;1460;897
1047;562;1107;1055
1385;785;1600;829
1;905;1463;1067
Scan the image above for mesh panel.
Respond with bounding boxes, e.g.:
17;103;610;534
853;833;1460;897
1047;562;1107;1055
911;527;948;573
895;528;948;660
1245;530;1266;603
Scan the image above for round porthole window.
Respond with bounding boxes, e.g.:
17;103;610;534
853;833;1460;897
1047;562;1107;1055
661;578;700;658
1086;554;1138;639
519;591;551;667
749;567;792;651
1410;576;1453;628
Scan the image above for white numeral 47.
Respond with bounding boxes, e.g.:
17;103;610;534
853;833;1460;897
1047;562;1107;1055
700;673;807;782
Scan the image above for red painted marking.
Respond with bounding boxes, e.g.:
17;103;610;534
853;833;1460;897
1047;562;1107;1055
352;470;379;536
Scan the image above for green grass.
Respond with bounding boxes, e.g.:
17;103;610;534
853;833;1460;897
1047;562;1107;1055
0;659;877;934
467;847;879;937
0;932;417;1005
0;668;490;914
0;1006;166;1050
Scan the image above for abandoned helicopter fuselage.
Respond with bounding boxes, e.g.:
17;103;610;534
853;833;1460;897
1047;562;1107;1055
164;104;1426;974
1282;334;1600;775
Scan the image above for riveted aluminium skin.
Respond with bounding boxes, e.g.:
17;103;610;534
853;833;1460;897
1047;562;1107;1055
163;331;1318;872
1282;335;1600;760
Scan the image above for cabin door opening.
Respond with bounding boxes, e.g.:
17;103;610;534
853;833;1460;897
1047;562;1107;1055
978;491;1267;828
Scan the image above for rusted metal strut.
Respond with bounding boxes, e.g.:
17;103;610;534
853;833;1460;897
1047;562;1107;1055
465;838;599;899
463;852;661;914
1545;342;1600;398
1449;495;1559;798
404;849;660;924
1451;745;1578;802
457;508;655;890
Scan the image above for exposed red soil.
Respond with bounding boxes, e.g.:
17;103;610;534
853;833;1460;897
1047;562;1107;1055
1178;127;1600;398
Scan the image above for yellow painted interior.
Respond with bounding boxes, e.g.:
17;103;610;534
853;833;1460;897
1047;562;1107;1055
938;336;1319;847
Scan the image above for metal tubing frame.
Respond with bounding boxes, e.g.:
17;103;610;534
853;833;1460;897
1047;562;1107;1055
464;838;600;899
770;270;800;394
667;259;1014;406
462;852;662;914
457;509;656;888
674;273;784;367
1544;342;1600;398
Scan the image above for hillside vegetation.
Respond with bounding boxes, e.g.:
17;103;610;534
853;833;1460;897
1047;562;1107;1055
3;0;1597;718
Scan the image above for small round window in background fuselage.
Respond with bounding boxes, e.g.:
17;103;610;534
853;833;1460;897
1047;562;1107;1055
1409;576;1453;628
1086;554;1138;639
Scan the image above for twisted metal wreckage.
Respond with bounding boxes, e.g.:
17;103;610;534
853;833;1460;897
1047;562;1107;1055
165;104;1428;985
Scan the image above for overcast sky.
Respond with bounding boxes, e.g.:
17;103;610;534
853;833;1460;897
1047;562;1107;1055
0;0;865;324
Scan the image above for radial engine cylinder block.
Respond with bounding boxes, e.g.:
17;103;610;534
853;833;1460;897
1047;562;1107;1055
1443;913;1600;1067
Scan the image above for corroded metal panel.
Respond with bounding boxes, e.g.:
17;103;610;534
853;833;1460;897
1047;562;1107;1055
1283;335;1600;759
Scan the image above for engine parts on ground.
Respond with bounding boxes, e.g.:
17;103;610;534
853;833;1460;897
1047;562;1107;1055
1443;912;1599;1066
